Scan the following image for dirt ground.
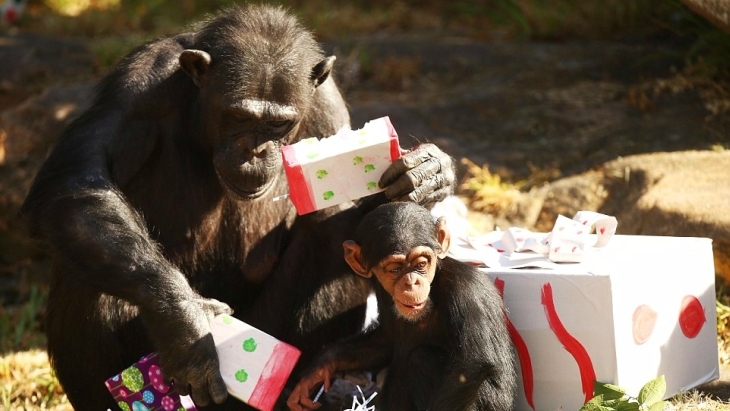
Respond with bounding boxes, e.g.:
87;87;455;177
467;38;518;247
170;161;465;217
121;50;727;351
1;11;730;409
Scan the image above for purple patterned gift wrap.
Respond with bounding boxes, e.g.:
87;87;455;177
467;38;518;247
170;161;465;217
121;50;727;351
105;352;197;411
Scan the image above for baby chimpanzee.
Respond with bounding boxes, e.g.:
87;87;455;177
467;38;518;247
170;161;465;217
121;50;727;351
287;202;516;411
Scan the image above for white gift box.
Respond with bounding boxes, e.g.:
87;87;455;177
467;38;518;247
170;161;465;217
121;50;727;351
109;316;300;411
454;234;718;411
282;116;401;215
210;315;301;411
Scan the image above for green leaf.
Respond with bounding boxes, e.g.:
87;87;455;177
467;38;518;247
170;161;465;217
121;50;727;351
646;400;669;411
603;398;629;407
637;375;666;406
584;395;606;405
580;401;615;411
615;401;640;411
594;381;627;401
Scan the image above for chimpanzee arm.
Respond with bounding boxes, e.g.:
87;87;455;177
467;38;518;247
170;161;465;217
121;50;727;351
427;265;516;411
20;107;231;406
287;324;393;411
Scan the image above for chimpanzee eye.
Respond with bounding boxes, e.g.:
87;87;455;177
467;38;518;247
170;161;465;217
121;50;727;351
268;120;292;134
415;261;427;271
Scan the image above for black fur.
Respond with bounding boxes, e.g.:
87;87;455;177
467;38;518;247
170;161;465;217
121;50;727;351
301;203;517;411
21;5;367;410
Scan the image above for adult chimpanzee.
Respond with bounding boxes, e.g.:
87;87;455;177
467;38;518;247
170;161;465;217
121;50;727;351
287;202;516;411
19;4;455;411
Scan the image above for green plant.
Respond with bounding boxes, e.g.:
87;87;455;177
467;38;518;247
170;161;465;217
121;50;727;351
0;285;47;353
581;375;669;411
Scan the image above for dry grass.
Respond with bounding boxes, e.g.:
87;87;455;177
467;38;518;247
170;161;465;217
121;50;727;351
0;350;70;411
2;1;730;410
669;390;730;410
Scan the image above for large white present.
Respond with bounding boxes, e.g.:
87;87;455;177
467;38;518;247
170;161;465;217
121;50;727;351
450;228;718;410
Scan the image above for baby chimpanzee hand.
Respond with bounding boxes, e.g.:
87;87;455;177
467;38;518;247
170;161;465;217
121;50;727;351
287;362;337;411
141;291;232;407
379;143;455;207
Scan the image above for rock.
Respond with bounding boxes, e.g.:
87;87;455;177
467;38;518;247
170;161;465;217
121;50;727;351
0;81;93;208
0;33;94;112
0;81;93;166
681;0;730;33
536;150;730;281
0;81;93;263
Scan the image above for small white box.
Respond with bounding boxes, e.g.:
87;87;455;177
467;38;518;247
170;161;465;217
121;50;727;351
282;116;401;215
210;315;301;411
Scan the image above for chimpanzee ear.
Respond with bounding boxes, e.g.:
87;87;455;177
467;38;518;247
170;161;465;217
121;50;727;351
343;240;371;278
311;56;335;88
435;217;451;259
179;49;212;88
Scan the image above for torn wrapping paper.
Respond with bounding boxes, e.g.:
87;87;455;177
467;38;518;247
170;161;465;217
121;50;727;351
449;211;618;269
282;116;401;215
440;211;717;410
107;315;300;411
105;353;196;411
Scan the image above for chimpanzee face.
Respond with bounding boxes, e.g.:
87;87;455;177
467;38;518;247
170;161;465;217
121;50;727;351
343;202;452;323
178;38;334;200
370;245;439;322
202;82;303;200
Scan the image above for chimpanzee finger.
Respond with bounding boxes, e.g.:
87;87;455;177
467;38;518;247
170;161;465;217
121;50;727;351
380;144;446;187
287;383;321;411
208;370;229;404
414;186;453;208
383;157;442;200
198;297;232;317
378;149;415;188
390;169;447;205
190;380;213;407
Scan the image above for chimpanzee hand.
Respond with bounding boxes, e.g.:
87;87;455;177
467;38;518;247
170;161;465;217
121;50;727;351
286;362;337;411
379;143;455;207
141;293;232;407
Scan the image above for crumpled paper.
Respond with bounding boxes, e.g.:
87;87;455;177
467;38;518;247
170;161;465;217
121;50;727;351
448;211;617;269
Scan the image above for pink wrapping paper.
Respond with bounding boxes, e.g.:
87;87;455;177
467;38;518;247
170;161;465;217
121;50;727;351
107;315;301;411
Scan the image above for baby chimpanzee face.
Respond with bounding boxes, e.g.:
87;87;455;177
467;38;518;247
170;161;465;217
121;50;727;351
371;245;438;322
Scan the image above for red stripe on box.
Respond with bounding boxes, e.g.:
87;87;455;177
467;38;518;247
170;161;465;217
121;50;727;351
494;277;535;410
382;116;402;161
541;283;596;404
248;342;301;411
282;145;316;215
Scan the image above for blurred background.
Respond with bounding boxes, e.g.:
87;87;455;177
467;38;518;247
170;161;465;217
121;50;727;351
1;0;729;409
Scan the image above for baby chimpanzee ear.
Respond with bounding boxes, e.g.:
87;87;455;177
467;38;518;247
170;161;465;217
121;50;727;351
343;240;371;278
435;217;451;259
311;56;335;88
179;50;212;88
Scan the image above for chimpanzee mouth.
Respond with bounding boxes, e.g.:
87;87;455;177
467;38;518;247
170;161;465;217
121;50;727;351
216;167;279;200
402;301;427;310
395;299;431;321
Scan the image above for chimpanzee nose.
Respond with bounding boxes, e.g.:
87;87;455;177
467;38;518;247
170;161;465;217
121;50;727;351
250;141;270;157
403;272;420;286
